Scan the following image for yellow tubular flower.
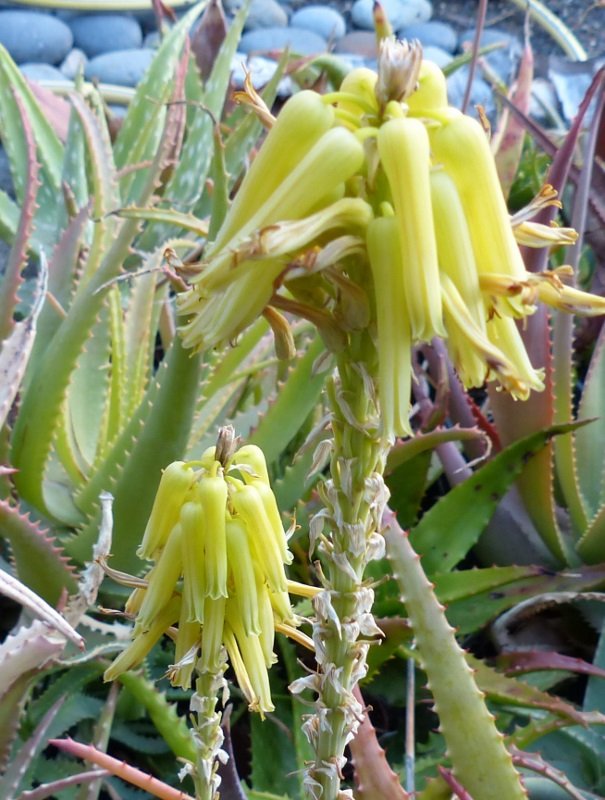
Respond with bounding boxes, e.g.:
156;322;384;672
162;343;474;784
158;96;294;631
225;602;274;716
200;595;226;672
535;280;605;316
136;524;183;632
486;314;545;396
338;67;379;118
178;258;285;353
104;596;181;682
406;59;449;113
512;220;579;248
197;474;229;600
377;117;445;342
198;127;366;289
441;274;524;395
226;516;261;636
230;482;288;594
104;442;310;715
209;90;335;253
367;215;413;440
430;168;485;332
180;499;207;622
137;461;194;560
429;112;529;298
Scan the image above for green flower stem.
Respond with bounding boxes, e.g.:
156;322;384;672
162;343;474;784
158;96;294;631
190;658;228;800
304;330;389;799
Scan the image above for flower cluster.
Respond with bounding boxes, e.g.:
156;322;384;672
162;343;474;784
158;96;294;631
176;40;605;442
104;440;310;716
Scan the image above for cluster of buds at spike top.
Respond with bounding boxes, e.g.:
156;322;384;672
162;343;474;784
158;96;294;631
175;37;605;442
104;441;314;717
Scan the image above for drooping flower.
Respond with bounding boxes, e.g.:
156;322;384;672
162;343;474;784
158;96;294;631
104;435;315;717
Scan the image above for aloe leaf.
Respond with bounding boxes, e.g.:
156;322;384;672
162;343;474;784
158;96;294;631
122;271;163;420
444;562;605;634
349;686;410;799
575;316;605;517
584;616;605;714
488;309;566;564
0;92;39;341
498;650;605;680
471;653;605;727
0;45;62;201
61;99;89;215
68;301;113;473
137;2;247;250
384;513;527;800
409;422;586;575
0;672;31;770
0;189;19;242
0;255;47;430
112;2;206;170
49;738;195;800
68;92;119;287
116;206;208;237
28;205;90;377
117;672;196;762
576;502;605;563
68;338;203;571
494;36;534;199
386;426;488;472
250;337;327;466
434;565;540;603
0;499;77;603
0;695;65;799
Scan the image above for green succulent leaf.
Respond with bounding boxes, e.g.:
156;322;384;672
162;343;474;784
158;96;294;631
409;421;589;575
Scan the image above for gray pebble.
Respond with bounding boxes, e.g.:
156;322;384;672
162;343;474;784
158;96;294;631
400;20;457;53
422;45;452;69
0;10;73;65
460;28;522;84
144;31;161;49
68;14;143;58
242;0;288;30
85;48;155;87
290;6;346;41
351;0;432;32
239;26;327;56
230;53;293;95
447;67;496;120
60;48;87;80
20;62;67;81
334;31;376;59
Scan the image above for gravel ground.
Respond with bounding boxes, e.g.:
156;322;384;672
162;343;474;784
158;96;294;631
435;0;604;63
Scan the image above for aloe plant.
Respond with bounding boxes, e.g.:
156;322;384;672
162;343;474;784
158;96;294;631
1;2;605;799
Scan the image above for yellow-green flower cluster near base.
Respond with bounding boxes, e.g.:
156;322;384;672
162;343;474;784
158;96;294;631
104;444;303;716
176;40;605;442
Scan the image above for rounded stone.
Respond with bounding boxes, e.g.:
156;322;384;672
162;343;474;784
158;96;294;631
422;45;452;69
447;68;495;120
60;48;87;80
230;54;293;95
351;0;432;31
238;26;327;56
68;14;143;58
290;6;346;41
20;62;67;81
333;31;376;60
85;48;155;87
460;27;522;83
242;0;289;30
400;20;457;53
0;10;73;65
